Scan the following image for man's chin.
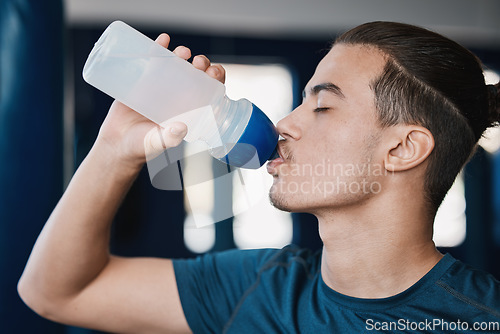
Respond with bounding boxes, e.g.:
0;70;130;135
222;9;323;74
268;191;294;213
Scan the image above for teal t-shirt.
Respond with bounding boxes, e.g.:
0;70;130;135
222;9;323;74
173;245;500;333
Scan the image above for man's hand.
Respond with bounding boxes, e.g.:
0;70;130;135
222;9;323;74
95;33;227;171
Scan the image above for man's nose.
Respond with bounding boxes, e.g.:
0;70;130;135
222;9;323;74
276;107;302;141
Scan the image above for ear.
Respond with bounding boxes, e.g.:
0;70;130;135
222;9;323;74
384;126;434;172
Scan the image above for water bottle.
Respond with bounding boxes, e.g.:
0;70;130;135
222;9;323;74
82;20;278;169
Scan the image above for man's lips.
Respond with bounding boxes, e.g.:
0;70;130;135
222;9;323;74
266;157;285;175
267;141;286;175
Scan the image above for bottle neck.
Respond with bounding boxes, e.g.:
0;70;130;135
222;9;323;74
203;96;253;159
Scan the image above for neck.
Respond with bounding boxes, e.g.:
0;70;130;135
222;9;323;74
316;189;443;299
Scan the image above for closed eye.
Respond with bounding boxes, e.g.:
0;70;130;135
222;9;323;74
314;107;330;113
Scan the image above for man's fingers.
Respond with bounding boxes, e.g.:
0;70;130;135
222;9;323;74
193;56;226;84
155;36;225;84
192;55;211;71
173;46;191;61
206;64;226;84
155;33;171;48
156;34;191;62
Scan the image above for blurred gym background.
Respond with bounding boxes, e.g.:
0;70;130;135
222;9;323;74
1;0;499;333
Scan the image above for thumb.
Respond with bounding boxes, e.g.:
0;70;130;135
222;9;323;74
144;122;187;160
161;122;188;147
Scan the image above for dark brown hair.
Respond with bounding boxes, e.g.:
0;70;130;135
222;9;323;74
336;21;500;213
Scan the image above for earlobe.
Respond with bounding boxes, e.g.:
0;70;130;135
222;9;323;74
384;127;434;172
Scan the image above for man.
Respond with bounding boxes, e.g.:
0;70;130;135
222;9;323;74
18;22;500;333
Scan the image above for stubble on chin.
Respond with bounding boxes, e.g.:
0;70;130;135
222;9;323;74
268;183;292;212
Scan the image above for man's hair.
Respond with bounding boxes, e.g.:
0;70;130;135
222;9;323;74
335;21;500;214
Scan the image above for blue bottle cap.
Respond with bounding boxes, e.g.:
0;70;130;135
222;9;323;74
218;104;278;169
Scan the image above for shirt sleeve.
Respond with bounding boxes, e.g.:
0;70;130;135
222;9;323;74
173;247;280;333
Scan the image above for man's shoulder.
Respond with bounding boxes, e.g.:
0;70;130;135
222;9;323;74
436;254;500;318
439;255;500;294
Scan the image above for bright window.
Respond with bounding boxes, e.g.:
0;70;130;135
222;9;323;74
224;63;294;249
433;174;466;247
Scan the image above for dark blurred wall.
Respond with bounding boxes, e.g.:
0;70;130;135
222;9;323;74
0;0;65;333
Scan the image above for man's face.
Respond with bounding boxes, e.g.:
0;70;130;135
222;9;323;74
267;43;388;215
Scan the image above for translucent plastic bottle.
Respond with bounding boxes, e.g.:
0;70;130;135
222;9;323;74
83;20;278;169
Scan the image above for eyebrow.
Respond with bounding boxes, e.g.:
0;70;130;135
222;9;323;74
303;82;346;100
